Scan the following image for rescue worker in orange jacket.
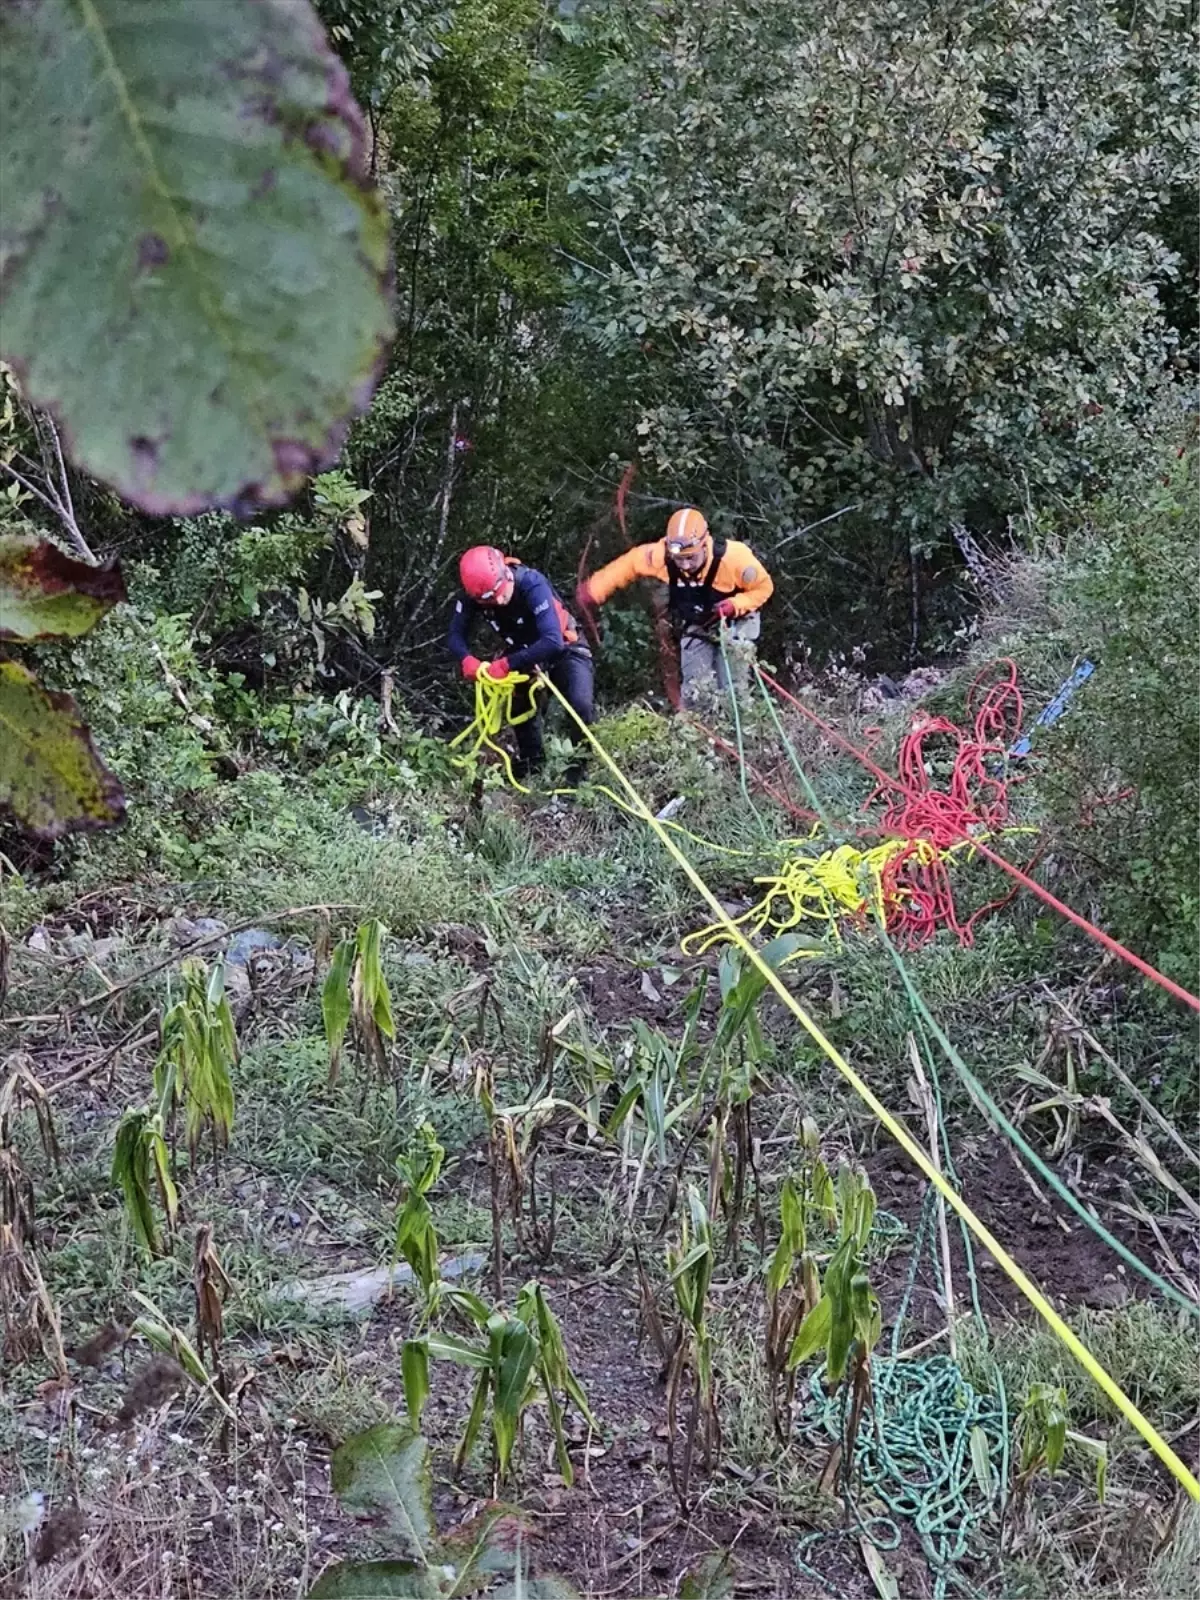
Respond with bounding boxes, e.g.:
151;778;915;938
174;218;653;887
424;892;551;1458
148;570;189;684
575;507;773;708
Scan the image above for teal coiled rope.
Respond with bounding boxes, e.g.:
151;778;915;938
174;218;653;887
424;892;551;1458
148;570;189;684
795;1187;1009;1600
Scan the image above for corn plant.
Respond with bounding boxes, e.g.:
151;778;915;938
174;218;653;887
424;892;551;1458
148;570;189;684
393;1122;445;1309
764;1119;837;1439
322;918;395;1082
403;1280;594;1491
154;959;237;1160
111;1107;179;1257
606;1020;702;1218
704;935;806;1255
665;1185;719;1513
787;1165;882;1490
1011;1382;1107;1527
1;1064;65;1373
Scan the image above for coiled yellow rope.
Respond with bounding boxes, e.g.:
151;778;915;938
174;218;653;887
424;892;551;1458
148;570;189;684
448;670;540;792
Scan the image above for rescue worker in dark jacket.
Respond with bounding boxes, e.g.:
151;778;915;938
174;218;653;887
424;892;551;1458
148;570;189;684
576;507;773;708
448;545;594;780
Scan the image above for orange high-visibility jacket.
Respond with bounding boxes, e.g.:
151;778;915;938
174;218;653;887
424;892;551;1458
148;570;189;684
587;536;774;618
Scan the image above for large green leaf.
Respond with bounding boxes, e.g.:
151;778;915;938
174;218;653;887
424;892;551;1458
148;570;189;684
307;1563;440;1599
0;535;126;641
330;1425;432;1566
0;0;394;515
0;658;124;837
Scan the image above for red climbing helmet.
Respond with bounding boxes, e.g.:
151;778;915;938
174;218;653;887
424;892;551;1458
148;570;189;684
459;545;513;604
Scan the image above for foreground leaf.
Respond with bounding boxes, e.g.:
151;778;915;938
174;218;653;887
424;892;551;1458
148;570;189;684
437;1506;534;1587
491;1581;583;1600
330;1424;432;1565
860;1538;900;1600
307;1562;439;1599
0;0;394;515
0;660;125;837
0;535;126;641
679;1551;735;1598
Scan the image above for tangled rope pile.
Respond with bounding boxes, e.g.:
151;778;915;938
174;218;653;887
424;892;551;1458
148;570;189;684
797;1189;1009;1600
448;669;538;791
714;660;1040;953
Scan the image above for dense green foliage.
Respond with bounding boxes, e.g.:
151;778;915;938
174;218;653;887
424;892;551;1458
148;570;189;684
983;434;1200;986
0;9;1196;1594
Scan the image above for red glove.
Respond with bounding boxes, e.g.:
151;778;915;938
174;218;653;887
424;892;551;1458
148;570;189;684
712;598;737;622
483;657;510;680
575;579;598;613
461;655;482;680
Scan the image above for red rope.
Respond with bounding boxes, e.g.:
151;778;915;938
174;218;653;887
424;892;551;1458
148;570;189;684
757;669;902;793
970;837;1200;1012
757;665;1200;1010
683;711;822;826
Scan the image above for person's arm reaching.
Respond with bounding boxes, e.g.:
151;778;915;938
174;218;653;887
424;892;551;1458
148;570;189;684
447;593;476;660
447;595;484;677
579;543;664;608
717;544;774;616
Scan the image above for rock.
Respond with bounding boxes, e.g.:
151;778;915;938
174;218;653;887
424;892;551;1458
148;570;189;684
227;928;285;967
170;915;227;946
1083;1277;1131;1310
272;1251;487;1315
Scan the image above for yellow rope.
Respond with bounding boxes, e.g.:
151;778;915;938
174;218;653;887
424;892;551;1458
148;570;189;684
448;670;540;792
450;671;761;857
682;829;1042;958
681;837;927;956
536;671;1200;1502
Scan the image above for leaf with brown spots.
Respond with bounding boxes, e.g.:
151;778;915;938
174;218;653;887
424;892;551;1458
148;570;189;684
0;0;394;515
0;661;125;838
0;535;126;642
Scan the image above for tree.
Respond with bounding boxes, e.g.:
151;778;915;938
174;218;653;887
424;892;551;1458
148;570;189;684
570;0;1195;656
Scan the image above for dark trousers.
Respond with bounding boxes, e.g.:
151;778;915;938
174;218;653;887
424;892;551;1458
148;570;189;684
513;645;594;773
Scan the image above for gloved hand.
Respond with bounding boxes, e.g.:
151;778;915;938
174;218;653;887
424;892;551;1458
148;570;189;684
575;579;598;613
461;655;482;680
712;598;737;622
483;657;511;680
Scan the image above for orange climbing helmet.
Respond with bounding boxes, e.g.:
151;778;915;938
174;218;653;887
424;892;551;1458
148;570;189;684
459;545;513;604
665;507;709;570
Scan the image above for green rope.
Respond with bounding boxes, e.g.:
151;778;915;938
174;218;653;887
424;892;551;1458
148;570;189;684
872;913;1200;1319
795;1191;1008;1600
753;664;838;833
716;623;768;835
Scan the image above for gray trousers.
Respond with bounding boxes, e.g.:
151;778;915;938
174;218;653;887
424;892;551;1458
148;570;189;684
679;611;761;710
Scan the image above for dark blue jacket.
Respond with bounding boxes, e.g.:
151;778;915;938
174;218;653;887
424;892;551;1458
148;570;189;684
447;565;578;673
